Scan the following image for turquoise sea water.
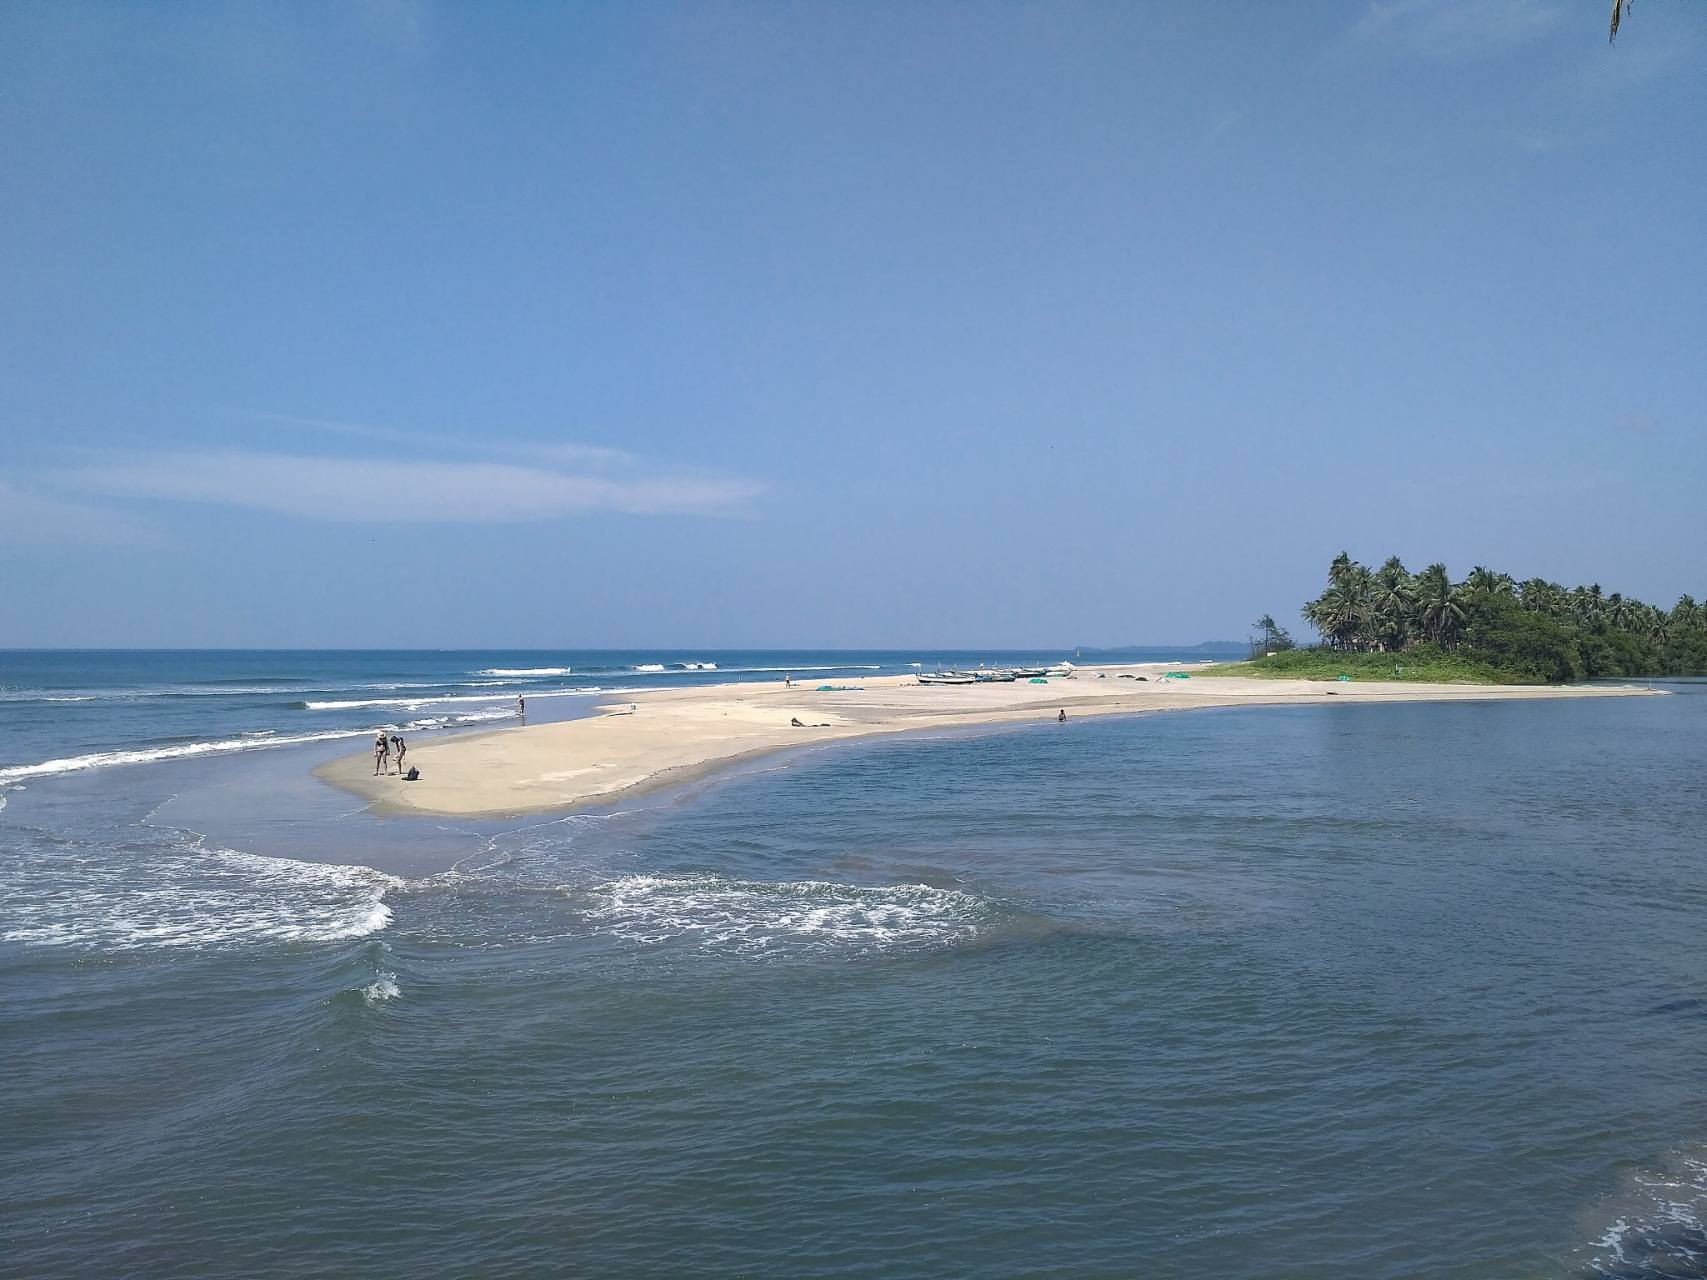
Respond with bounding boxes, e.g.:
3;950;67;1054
2;653;1704;1277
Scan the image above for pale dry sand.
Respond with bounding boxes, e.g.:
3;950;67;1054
313;664;1656;819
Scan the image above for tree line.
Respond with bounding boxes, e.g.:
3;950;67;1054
1295;553;1707;681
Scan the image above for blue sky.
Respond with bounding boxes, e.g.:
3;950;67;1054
1;0;1702;648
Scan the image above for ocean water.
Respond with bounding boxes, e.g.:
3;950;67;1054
2;653;1705;1278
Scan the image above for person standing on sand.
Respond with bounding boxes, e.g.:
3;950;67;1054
392;734;406;776
373;732;390;775
785;673;792;689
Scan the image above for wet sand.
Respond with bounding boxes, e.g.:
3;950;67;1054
314;664;1656;819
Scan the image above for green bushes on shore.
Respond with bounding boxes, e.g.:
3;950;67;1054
1212;554;1705;684
1204;646;1515;684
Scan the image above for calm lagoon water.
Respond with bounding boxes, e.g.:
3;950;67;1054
2;653;1705;1278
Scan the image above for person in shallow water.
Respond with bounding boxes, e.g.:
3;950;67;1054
517;696;525;722
373;732;390;775
1058;709;1067;723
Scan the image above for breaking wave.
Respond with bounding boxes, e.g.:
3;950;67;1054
0;729;375;785
0;837;399;951
1578;1147;1707;1278
362;971;402;1003
292;689;592;711
578;874;992;956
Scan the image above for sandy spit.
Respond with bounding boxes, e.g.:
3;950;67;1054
313;664;1656;820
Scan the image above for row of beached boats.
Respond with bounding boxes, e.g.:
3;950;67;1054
916;663;1076;686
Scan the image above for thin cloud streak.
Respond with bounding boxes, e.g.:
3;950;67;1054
54;451;765;523
0;481;169;549
1354;0;1565;60
246;414;637;468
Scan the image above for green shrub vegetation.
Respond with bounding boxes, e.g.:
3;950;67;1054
1205;646;1515;684
1208;553;1705;685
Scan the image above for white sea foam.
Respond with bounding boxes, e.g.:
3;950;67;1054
1;684;334;702
1;842;400;951
362;971;402;1003
1582;1146;1707;1277
724;664;882;673
0;728;375;784
400;708;518;731
580;874;989;955
634;664;667;673
301;694;505;710
299;688;592;711
479;667;573;677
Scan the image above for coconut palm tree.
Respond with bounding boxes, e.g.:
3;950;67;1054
1571;584;1606;626
1305;553;1377;650
1465;566;1514;602
1413;563;1468;649
1633;602;1669;643
1608;593;1640;632
1369;557;1415;652
1519;578;1568;618
1326;584;1372;651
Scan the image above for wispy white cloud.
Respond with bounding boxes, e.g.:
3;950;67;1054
50;451;764;523
1354;0;1565;60
247;414;637;469
0;480;168;549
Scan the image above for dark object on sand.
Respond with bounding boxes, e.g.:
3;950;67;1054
404;766;420;781
791;717;805;727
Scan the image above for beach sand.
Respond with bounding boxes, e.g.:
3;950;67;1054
314;664;1656;819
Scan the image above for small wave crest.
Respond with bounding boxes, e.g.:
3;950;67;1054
1581;1147;1707;1278
579;874;991;955
479;667;573;677
0;728;375;785
299;693;514;710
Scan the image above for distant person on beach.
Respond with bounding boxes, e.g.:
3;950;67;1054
518;696;525;722
373;732;390;775
392;735;406;774
1058;709;1067;723
785;673;792;689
